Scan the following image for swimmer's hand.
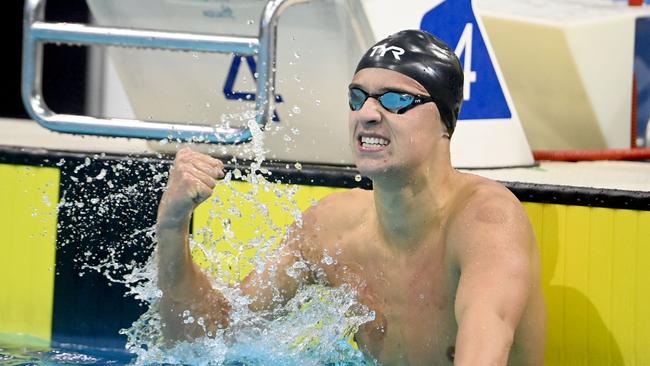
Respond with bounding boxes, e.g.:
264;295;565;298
157;148;225;229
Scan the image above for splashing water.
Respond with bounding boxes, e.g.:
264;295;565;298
121;266;374;366
56;115;377;365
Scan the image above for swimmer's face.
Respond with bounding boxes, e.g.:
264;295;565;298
348;68;447;178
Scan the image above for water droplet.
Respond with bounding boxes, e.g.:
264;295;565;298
354;174;362;182
294;51;301;59
294;75;301;82
314;99;321;107
95;169;107;180
294;162;302;170
321;253;335;265
292;105;301;114
205;102;211;107
247;19;255;25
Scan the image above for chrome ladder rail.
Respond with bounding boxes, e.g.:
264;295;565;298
22;0;308;144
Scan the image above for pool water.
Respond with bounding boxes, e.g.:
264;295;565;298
0;333;372;365
0;334;134;365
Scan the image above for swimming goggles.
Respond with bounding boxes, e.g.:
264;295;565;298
348;87;434;114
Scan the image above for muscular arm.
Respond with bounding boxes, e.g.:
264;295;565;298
156;148;230;342
157;216;231;341
451;191;538;366
157;148;314;342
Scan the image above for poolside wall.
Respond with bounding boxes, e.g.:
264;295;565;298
1;146;649;365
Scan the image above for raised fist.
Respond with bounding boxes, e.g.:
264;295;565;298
157;148;225;229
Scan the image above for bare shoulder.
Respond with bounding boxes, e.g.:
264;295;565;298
451;173;528;225
448;173;535;258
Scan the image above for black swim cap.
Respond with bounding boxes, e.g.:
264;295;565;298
354;29;464;136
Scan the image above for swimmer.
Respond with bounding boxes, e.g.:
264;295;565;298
156;30;545;365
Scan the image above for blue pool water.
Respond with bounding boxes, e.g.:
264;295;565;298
0;333;372;365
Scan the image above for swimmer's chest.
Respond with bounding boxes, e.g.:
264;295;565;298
322;232;459;364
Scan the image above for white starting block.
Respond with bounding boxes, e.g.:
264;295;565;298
475;0;650;150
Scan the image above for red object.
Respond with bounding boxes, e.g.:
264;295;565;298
629;0;644;5
533;148;650;161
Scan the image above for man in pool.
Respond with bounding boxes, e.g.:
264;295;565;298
156;30;545;365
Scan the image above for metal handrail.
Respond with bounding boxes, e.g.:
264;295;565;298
22;0;308;144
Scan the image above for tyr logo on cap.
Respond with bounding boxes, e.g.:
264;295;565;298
369;44;405;60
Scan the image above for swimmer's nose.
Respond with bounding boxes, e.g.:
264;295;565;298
355;97;382;125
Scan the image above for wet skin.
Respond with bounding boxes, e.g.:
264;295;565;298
156;68;545;365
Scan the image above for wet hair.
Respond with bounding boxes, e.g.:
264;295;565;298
355;29;464;136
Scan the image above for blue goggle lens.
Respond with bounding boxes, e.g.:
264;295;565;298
348;87;416;113
349;88;368;111
380;92;414;111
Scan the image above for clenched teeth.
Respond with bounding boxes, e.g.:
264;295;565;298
360;136;389;147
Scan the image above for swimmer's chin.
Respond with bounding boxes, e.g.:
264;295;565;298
354;160;398;180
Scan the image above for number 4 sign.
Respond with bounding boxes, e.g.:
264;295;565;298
421;0;512;120
455;23;477;101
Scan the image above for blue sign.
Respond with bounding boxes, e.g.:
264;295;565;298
420;0;511;120
223;55;284;122
635;16;650;144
